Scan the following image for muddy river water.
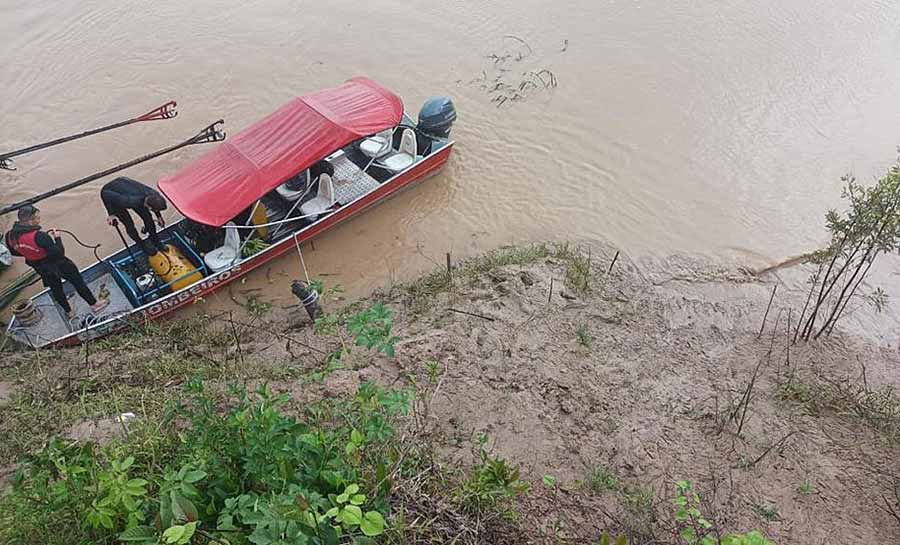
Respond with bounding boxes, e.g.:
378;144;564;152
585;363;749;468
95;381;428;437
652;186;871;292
3;0;900;308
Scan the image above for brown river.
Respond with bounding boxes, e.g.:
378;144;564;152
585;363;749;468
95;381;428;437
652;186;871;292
3;0;900;311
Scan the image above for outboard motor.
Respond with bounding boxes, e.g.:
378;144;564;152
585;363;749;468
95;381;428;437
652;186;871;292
417;97;457;139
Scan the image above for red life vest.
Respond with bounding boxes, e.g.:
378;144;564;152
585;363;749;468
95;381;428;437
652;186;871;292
8;230;48;262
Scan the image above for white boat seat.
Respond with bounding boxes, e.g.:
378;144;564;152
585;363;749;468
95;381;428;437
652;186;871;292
378;128;417;173
275;170;310;202
359;128;394;158
300;174;335;219
204;222;241;272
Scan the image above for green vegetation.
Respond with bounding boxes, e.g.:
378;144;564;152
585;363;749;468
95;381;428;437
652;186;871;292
751;502;780;523
576;324;593;349
456;434;530;514
565;253;592;295
0;302;534;545
241;238;270;258
403;242;582;306
588;464;619;493
1;380;405;544
673;481;774;545
245;295;272;317
795;480;813;496
778;376;900;442
797;163;900;341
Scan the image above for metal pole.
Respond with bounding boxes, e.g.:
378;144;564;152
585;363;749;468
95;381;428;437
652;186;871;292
0;101;178;171
0;120;225;217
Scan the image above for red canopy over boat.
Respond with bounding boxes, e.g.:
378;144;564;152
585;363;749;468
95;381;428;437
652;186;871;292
158;77;403;226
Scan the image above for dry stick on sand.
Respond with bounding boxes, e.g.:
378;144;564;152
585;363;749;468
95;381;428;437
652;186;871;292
757;284;778;338
732;309;784;437
744;431;797;469
448;307;495;322
607;251;620;274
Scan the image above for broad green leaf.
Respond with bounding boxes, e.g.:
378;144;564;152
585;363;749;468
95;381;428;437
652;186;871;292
324;506;339;518
118;525;156;542
600;533;610;545
248;527;274;545
345;442;356;456
181;482;199;498
345;484;360;495
179;522;197;544
162;525;185;544
359;511;385;537
614;535;627;545
127;478;149;488
339;505;363;526
335;492;349;504
100;513;114;529
121;456;135;471
217;514;237;531
351;429;364;444
183;470;207;483
673;496;688;506
542;474;557;487
745;532;771;545
122;494;138;511
350;494;366;506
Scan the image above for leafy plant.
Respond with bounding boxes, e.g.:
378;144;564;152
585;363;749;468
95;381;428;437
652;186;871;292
589;464;619;493
424;360;441;384
796;480;813;496
752;502;780;522
346;302;400;357
599;532;629;545
565;252;592;295
3;378;410;545
671;481;775;545
576;324;593;349
245;295;272;317
797;163;900;341
457;435;530;512
241;238;270;258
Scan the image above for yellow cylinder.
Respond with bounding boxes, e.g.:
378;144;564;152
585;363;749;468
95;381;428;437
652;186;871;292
251;201;269;239
149;244;203;292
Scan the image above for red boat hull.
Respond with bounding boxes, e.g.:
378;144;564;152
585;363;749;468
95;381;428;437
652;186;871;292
49;143;453;348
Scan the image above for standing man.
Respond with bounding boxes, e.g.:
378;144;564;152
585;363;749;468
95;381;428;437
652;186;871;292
4;205;109;319
100;176;168;255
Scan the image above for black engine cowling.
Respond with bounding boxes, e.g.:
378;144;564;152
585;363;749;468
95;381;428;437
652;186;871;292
417;96;456;139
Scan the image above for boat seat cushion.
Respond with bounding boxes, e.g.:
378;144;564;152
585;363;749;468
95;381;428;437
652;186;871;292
204;222;240;272
275;170;310;202
300;174;336;218
359;128;394;158
379;128;418;173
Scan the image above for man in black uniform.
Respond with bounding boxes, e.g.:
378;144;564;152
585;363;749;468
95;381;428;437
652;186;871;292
4;205;109;319
100;177;168;254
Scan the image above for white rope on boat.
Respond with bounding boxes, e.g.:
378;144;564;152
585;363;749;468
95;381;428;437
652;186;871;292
226;207;337;230
293;232;311;284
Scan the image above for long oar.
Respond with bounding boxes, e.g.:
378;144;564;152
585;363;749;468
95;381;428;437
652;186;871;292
0;120;225;217
0;101;178;171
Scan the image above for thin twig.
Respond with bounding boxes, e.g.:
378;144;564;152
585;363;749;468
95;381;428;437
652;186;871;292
746;431;796;468
447;308;495;322
758;285;778;339
607;251;620;274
